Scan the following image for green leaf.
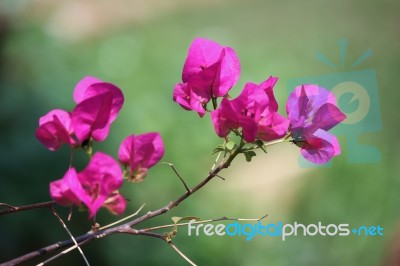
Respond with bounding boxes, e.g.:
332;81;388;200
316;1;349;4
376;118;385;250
243;151;257;162
225;141;236;151
164;216;200;241
255;139;267;153
212;144;225;155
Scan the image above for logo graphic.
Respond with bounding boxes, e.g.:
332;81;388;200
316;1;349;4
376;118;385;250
187;220;384;241
287;39;382;167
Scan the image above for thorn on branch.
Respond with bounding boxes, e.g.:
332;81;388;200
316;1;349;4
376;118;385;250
215;174;225;180
162;162;191;193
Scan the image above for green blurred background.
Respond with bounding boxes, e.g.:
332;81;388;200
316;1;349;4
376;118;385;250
0;0;399;265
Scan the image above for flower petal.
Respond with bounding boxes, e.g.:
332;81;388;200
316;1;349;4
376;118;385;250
104;193;127;215
259;76;279;112
300;129;341;164
132;133;165;169
257;112;289;141
50;168;88;206
36;109;75;151
118;133;165;181
79;152;123;218
181;38;240;98
73;76;102;104
211;98;240;138
240;116;258;142
71;92;113;142
182;38;224;82
173;83;192;110
118;135;135;164
311;103;347;132
73;77;124;123
211;47;241;97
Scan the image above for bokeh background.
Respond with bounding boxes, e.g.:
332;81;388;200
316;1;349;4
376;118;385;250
0;0;399;265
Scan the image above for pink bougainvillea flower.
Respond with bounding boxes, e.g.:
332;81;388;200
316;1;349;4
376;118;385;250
71;76;124;142
35;109;76;151
211;76;289;142
173;82;210;117
118;132;165;182
50;168;86;206
103;192;127;215
286;84;346;164
50;152;125;218
173;38;240;116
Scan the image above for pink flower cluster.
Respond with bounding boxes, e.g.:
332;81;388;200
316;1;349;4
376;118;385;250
173;38;240;117
36;77;165;218
173;38;346;164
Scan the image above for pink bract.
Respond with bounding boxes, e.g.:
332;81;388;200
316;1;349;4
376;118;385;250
35;109;76;151
71;77;124;142
286;84;346;164
50;152;125;218
211;76;289;142
118;132;165;182
173;38;240;116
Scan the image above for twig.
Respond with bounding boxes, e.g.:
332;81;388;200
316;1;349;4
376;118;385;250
163;163;190;193
119;229;197;265
264;138;288;146
141;212;269;232
0;203;16;211
68;206;73;221
168;241;197;266
215;174;225;180
98;204;145;231
47;207;90;266
210;151;222;172
69;148;75;169
4;140;247;265
0;201;55;216
36;238;92;266
118;228;166;240
40;204;147;263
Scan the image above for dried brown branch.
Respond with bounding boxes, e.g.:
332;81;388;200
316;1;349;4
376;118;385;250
49;207;90;266
0;201;55;216
141;213;269;232
2;139;250;265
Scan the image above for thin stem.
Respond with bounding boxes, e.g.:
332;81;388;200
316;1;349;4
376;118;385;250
98;204;145;231
211;96;217;110
36;238;92;266
210;151;222;172
4;140;246;265
0;201;55;216
125;139;245;228
168;241;197;266
69;148;75;169
141;213;268;232
163;163;190;193
48;207;90;266
241;137;288;152
264;138;288;146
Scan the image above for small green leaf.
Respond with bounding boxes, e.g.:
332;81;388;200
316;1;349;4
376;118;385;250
255;140;267;153
164;216;200;241
171;216;200;224
212;145;225;155
225;141;236;151
243;151;257;162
